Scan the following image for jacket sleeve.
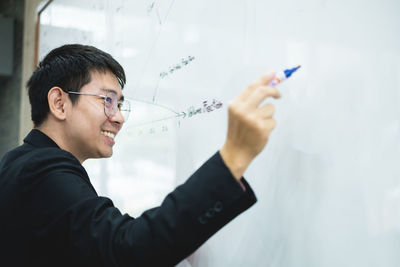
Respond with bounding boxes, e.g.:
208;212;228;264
25;150;257;267
114;151;257;266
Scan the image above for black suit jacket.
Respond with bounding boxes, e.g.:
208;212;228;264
0;129;256;266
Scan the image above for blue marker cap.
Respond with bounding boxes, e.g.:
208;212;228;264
283;65;301;78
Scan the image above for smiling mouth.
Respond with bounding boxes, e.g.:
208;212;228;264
101;131;116;140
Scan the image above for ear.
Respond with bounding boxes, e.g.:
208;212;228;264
48;87;68;121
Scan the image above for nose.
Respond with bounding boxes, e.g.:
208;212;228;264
109;108;125;125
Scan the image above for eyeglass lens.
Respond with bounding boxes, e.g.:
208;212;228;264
104;92;131;121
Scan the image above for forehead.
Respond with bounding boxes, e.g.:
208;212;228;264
82;70;123;99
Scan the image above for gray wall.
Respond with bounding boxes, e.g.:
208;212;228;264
0;0;25;158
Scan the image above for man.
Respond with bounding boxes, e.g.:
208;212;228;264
0;44;280;266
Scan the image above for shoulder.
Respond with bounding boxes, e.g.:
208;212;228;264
3;145;95;195
0;145;98;217
11;146;87;181
27;147;84;173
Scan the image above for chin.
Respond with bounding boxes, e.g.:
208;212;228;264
102;151;113;158
97;148;113;159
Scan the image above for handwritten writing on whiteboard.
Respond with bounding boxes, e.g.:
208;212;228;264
160;56;195;78
147;2;155;13
184;99;223;119
147;1;162;24
126;99;223;136
146;0;176;25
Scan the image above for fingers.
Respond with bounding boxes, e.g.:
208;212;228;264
246;86;281;108
237;72;276;101
236;73;281;110
266;118;277;134
249;72;276;89
220;74;281;177
257;103;275;119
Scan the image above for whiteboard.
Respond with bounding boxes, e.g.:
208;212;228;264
39;0;400;266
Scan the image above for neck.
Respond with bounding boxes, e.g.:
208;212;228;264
37;121;85;164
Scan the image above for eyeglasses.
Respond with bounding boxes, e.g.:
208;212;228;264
67;91;131;122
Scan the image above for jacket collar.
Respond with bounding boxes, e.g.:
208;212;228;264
23;129;60;149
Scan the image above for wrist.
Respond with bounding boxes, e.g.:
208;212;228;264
219;144;253;181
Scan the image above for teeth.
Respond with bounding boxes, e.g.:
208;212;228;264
102;131;115;140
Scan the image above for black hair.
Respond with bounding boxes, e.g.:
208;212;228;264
27;44;126;127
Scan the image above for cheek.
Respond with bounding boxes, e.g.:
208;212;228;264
71;115;102;140
71;102;107;136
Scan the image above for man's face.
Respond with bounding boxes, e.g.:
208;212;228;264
64;70;125;162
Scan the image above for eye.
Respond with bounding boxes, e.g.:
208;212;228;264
105;96;114;108
117;102;123;110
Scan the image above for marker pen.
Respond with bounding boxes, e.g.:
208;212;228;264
269;65;301;86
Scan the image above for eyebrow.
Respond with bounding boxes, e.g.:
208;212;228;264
100;88;125;101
